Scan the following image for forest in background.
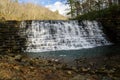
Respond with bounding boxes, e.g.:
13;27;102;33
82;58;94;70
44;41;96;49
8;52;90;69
64;0;120;43
65;0;120;19
0;0;67;20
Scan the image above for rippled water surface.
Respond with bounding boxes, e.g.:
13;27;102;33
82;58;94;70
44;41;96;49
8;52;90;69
27;45;120;63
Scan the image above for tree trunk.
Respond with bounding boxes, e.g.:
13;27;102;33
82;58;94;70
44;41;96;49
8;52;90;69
118;0;120;5
108;0;112;6
75;1;81;16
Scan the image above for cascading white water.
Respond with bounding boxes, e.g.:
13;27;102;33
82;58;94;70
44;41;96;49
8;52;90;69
20;20;112;52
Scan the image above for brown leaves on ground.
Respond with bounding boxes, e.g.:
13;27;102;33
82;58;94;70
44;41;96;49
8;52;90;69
0;54;74;80
0;53;120;80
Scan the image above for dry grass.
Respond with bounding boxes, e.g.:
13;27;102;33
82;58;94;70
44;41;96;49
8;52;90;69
0;0;67;20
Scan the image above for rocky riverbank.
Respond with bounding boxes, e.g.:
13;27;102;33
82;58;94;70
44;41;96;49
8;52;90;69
0;53;119;80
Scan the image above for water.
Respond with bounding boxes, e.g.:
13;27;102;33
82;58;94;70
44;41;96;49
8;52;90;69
19;20;117;63
26;45;120;63
20;20;112;52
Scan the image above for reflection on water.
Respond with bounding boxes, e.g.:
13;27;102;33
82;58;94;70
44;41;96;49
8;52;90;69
27;45;120;62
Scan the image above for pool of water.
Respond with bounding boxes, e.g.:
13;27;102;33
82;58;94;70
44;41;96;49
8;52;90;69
26;45;120;63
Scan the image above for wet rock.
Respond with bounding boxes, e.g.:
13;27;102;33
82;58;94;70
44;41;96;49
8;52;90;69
70;74;95;80
11;76;22;80
101;76;112;80
71;66;77;72
0;55;3;59
90;71;96;74
14;66;21;71
21;58;28;63
92;75;99;80
89;62;94;66
113;77;120;80
67;71;72;75
82;67;90;72
108;69;115;73
70;75;85;80
14;55;22;62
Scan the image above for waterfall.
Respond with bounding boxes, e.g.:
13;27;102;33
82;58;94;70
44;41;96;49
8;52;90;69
20;20;112;52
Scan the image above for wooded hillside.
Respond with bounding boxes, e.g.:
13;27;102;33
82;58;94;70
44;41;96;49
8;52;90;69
0;0;67;20
65;0;120;18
